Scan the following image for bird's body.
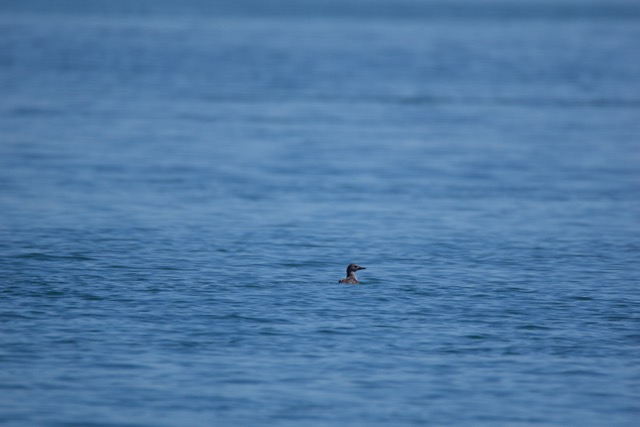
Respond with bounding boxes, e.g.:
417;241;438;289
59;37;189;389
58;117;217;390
339;276;360;284
339;264;366;284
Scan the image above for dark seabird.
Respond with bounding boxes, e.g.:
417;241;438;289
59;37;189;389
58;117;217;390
338;264;366;284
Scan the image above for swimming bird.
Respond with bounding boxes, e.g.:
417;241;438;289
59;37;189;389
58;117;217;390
338;264;366;284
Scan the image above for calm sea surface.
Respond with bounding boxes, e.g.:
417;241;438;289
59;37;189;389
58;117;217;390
1;1;639;426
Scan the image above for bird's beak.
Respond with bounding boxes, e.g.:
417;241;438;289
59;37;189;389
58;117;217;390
358;266;366;270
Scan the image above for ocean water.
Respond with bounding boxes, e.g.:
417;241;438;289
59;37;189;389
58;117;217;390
1;1;639;426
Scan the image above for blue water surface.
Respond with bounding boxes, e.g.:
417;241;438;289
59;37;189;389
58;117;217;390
1;1;639;426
